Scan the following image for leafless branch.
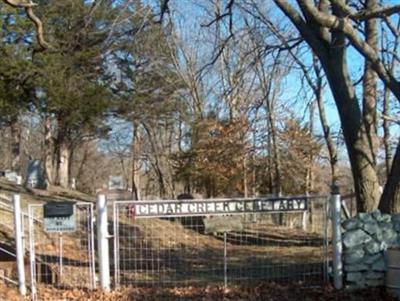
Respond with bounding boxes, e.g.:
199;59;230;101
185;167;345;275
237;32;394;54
352;4;400;20
2;0;50;49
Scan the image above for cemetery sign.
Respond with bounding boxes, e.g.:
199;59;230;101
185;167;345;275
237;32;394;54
43;202;76;232
126;197;308;218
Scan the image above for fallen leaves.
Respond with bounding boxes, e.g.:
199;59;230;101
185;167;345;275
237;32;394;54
5;283;391;301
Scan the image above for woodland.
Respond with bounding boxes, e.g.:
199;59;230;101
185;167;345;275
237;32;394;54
0;0;399;213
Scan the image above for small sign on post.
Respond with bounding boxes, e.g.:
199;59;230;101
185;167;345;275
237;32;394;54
43;202;76;233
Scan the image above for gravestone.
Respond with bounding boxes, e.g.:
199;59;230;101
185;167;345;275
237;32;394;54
4;170;20;184
71;178;76;190
108;176;124;190
204;216;243;234
26;160;44;188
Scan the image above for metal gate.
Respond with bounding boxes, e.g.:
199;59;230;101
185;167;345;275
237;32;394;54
112;196;329;288
28;202;96;300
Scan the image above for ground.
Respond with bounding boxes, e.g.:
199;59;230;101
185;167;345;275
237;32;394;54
0;282;397;301
0;179;396;300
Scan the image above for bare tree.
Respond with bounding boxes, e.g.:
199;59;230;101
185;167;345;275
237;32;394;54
269;0;400;212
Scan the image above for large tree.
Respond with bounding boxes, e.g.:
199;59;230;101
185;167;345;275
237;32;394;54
32;0;115;187
269;0;400;212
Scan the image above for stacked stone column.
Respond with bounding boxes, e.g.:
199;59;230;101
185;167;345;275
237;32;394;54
342;210;400;288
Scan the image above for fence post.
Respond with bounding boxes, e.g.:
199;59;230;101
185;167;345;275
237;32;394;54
330;184;343;289
97;194;110;291
13;194;26;296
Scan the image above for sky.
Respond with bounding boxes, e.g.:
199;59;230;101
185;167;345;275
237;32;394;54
108;0;399;165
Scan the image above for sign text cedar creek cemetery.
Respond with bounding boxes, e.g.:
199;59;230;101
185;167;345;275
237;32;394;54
127;197;308;218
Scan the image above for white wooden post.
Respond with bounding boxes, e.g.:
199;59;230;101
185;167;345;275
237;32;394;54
97;194;110;291
331;184;343;289
13;194;26;295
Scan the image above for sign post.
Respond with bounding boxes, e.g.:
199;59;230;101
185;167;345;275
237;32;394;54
13;194;26;296
97;194;110;291
331;184;343;289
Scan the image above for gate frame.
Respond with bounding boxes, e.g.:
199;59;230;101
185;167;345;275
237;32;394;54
112;195;330;288
28;201;96;300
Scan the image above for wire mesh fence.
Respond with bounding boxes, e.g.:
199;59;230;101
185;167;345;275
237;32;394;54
28;202;96;301
112;196;329;289
0;197;32;287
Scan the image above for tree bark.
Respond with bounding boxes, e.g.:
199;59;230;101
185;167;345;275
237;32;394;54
362;0;379;167
131;122;141;200
313;58;338;182
379;142;400;213
55;118;70;188
142;122;167;198
10;116;21;173
274;0;381;212
321;40;381;212
383;87;392;177
382;19;399;176
56;139;70;188
43;114;55;185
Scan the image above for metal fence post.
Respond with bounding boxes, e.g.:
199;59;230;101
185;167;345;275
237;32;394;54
302;209;308;231
97;194;110;291
13;194;26;296
330;184;343;289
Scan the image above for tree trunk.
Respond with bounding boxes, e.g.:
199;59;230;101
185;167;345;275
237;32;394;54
76;142;89;183
313;58;338;182
306;100;315;194
44;114;55;185
10;117;21;173
267;129;274;193
131;122;141;200
243;156;248;197
142;122;167;198
55;120;70;188
379;141;400;213
382;18;399;177
362;0;379;167
56;140;70;188
317;23;381;212
383;87;392;177
268;102;282;195
68;145;75;188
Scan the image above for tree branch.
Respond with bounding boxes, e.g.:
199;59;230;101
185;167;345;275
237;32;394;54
296;0;400;101
352;4;400;20
2;0;50;50
2;0;36;8
329;0;400;21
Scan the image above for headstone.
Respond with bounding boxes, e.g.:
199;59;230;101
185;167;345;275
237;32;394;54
5;170;19;183
26;160;44;188
204;216;243;234
71;178;76;190
108;176;123;190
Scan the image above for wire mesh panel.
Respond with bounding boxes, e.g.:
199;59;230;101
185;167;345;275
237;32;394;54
0;200;19;287
28;202;96;301
113;196;329;289
114;214;226;286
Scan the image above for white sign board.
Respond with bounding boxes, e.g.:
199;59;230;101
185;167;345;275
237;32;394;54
125;197;308;218
44;215;76;232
